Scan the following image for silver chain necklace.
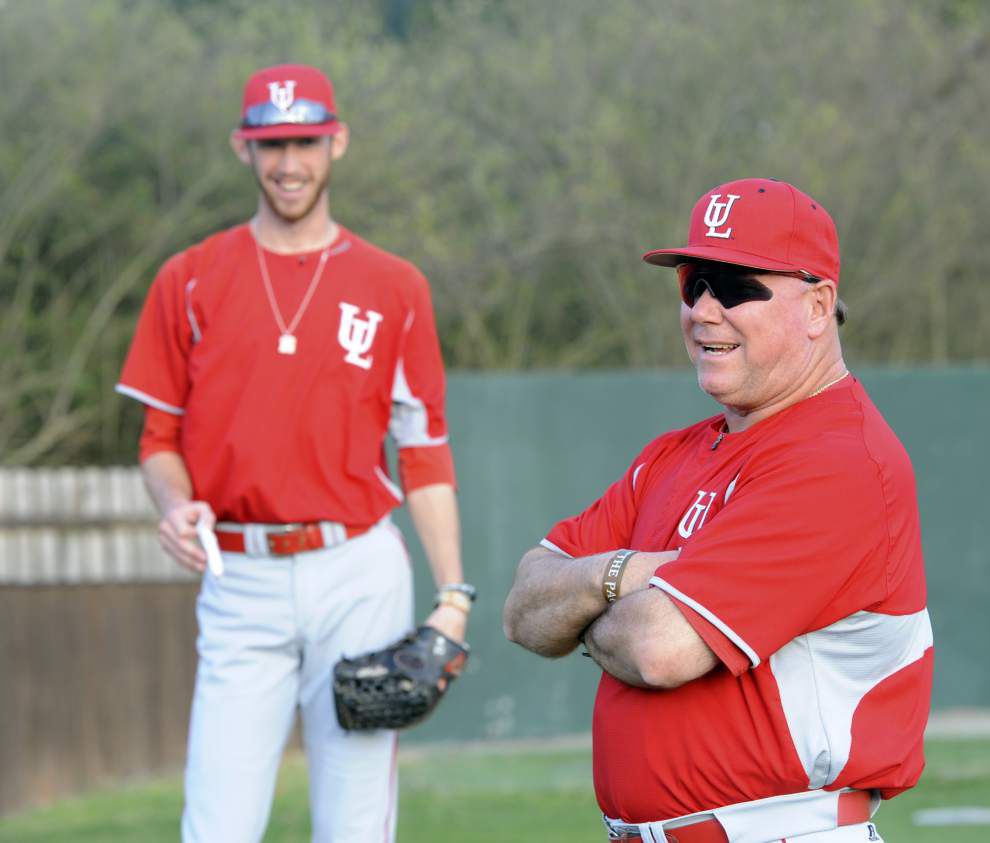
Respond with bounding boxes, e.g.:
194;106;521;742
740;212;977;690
255;240;331;355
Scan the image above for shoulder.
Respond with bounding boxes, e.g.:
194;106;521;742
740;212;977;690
750;379;916;491
339;229;429;290
154;224;249;289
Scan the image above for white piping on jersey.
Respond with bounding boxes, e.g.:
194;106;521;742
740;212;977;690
650;576;762;668
632;464;645;491
389;358;449;448
114;383;185;415
185;279;202;343
539;538;572;557
770;607;933;789
724;471;740;504
375;466;404;502
328;239;352;258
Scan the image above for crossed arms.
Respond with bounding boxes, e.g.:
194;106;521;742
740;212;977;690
502;546;718;688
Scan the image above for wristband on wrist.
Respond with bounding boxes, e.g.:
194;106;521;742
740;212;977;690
602;549;636;603
436;589;473;614
434;582;477;614
436;582;477;601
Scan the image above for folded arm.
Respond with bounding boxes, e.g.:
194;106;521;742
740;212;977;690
502;546;679;658
583;587;718;688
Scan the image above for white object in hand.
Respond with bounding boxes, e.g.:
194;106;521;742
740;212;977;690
196;519;224;577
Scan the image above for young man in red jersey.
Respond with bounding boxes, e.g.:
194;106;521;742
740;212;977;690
504;178;932;843
118;64;473;843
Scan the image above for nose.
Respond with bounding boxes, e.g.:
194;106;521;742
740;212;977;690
688;287;723;323
275;142;303;172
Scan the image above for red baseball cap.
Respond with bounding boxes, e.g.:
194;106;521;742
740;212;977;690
234;64;341;140
643;178;840;283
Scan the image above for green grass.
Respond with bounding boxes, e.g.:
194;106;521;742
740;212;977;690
1;738;988;842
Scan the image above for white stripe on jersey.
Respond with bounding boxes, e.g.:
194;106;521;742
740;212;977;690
770;607;933;788
114;383;185;415
389;358;449;448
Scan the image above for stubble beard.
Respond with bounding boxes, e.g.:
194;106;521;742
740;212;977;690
256;168;331;225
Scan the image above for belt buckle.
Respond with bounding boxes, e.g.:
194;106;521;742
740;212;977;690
266;524;307;555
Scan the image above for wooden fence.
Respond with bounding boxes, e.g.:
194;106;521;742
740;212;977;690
0;467;193;584
0;467;199;816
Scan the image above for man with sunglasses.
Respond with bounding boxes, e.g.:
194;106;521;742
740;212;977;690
117;64;472;842
504;178;932;842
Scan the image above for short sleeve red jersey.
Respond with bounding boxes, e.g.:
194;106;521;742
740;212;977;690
544;377;933;822
117;224;454;523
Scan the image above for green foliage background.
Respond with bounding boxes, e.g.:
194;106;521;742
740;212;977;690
1;0;988;464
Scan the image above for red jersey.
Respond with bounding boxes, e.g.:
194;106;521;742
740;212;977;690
117;224;453;523
543;377;933;822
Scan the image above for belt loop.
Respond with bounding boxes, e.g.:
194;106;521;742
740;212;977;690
244;524;267;556
639;822;668;842
319;521;346;547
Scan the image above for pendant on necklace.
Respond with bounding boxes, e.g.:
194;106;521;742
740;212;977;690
278;333;298;355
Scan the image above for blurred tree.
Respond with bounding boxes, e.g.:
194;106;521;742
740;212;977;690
0;0;987;465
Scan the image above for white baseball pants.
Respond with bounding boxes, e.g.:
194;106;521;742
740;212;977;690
181;520;413;843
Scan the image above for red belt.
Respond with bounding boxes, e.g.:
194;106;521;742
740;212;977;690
617;790;872;842
215;522;371;556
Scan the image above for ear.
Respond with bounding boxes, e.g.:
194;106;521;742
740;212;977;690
807;280;838;339
229;132;252;166
330;123;350;161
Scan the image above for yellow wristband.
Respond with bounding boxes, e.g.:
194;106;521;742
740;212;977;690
436;589;473;614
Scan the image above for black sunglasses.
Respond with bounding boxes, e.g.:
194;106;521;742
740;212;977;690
676;263;821;309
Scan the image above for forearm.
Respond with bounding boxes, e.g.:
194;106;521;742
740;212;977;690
140;450;214;572
406;483;470;642
140;450;194;516
585;588;719;688
584;591;657;687
503;547;612;658
405;483;463;587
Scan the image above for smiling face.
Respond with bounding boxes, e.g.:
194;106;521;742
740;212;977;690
679;268;836;427
250;136;334;223
230;128;349;226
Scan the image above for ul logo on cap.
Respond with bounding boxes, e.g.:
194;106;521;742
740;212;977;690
703;193;741;239
268;80;297;112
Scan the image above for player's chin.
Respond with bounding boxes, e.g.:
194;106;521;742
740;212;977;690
695;368;738;400
262;187;319;222
267;197;315;223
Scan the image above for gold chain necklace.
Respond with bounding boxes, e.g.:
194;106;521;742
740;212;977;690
809;370;849;398
711;369;851;451
255;240;331;355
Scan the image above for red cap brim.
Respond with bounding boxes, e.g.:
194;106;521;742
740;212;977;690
642;245;809;274
234;120;341;140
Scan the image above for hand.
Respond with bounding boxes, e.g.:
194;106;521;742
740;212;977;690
617;549;680;599
158;501;215;573
424;603;468;645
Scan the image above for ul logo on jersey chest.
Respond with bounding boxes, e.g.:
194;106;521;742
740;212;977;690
338;302;383;370
677;490;717;539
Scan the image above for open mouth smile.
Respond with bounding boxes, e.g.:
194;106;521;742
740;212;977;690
699;342;740;355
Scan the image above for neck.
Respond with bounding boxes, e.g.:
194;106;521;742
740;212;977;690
721;357;848;434
251;198;338;254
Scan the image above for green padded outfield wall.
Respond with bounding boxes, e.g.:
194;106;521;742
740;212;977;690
391;367;989;743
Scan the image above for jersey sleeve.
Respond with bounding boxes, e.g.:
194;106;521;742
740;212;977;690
115;253;195;414
139;405;183;461
651;443;891;673
542;439;665;558
389;271;451;451
398;444;456;491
